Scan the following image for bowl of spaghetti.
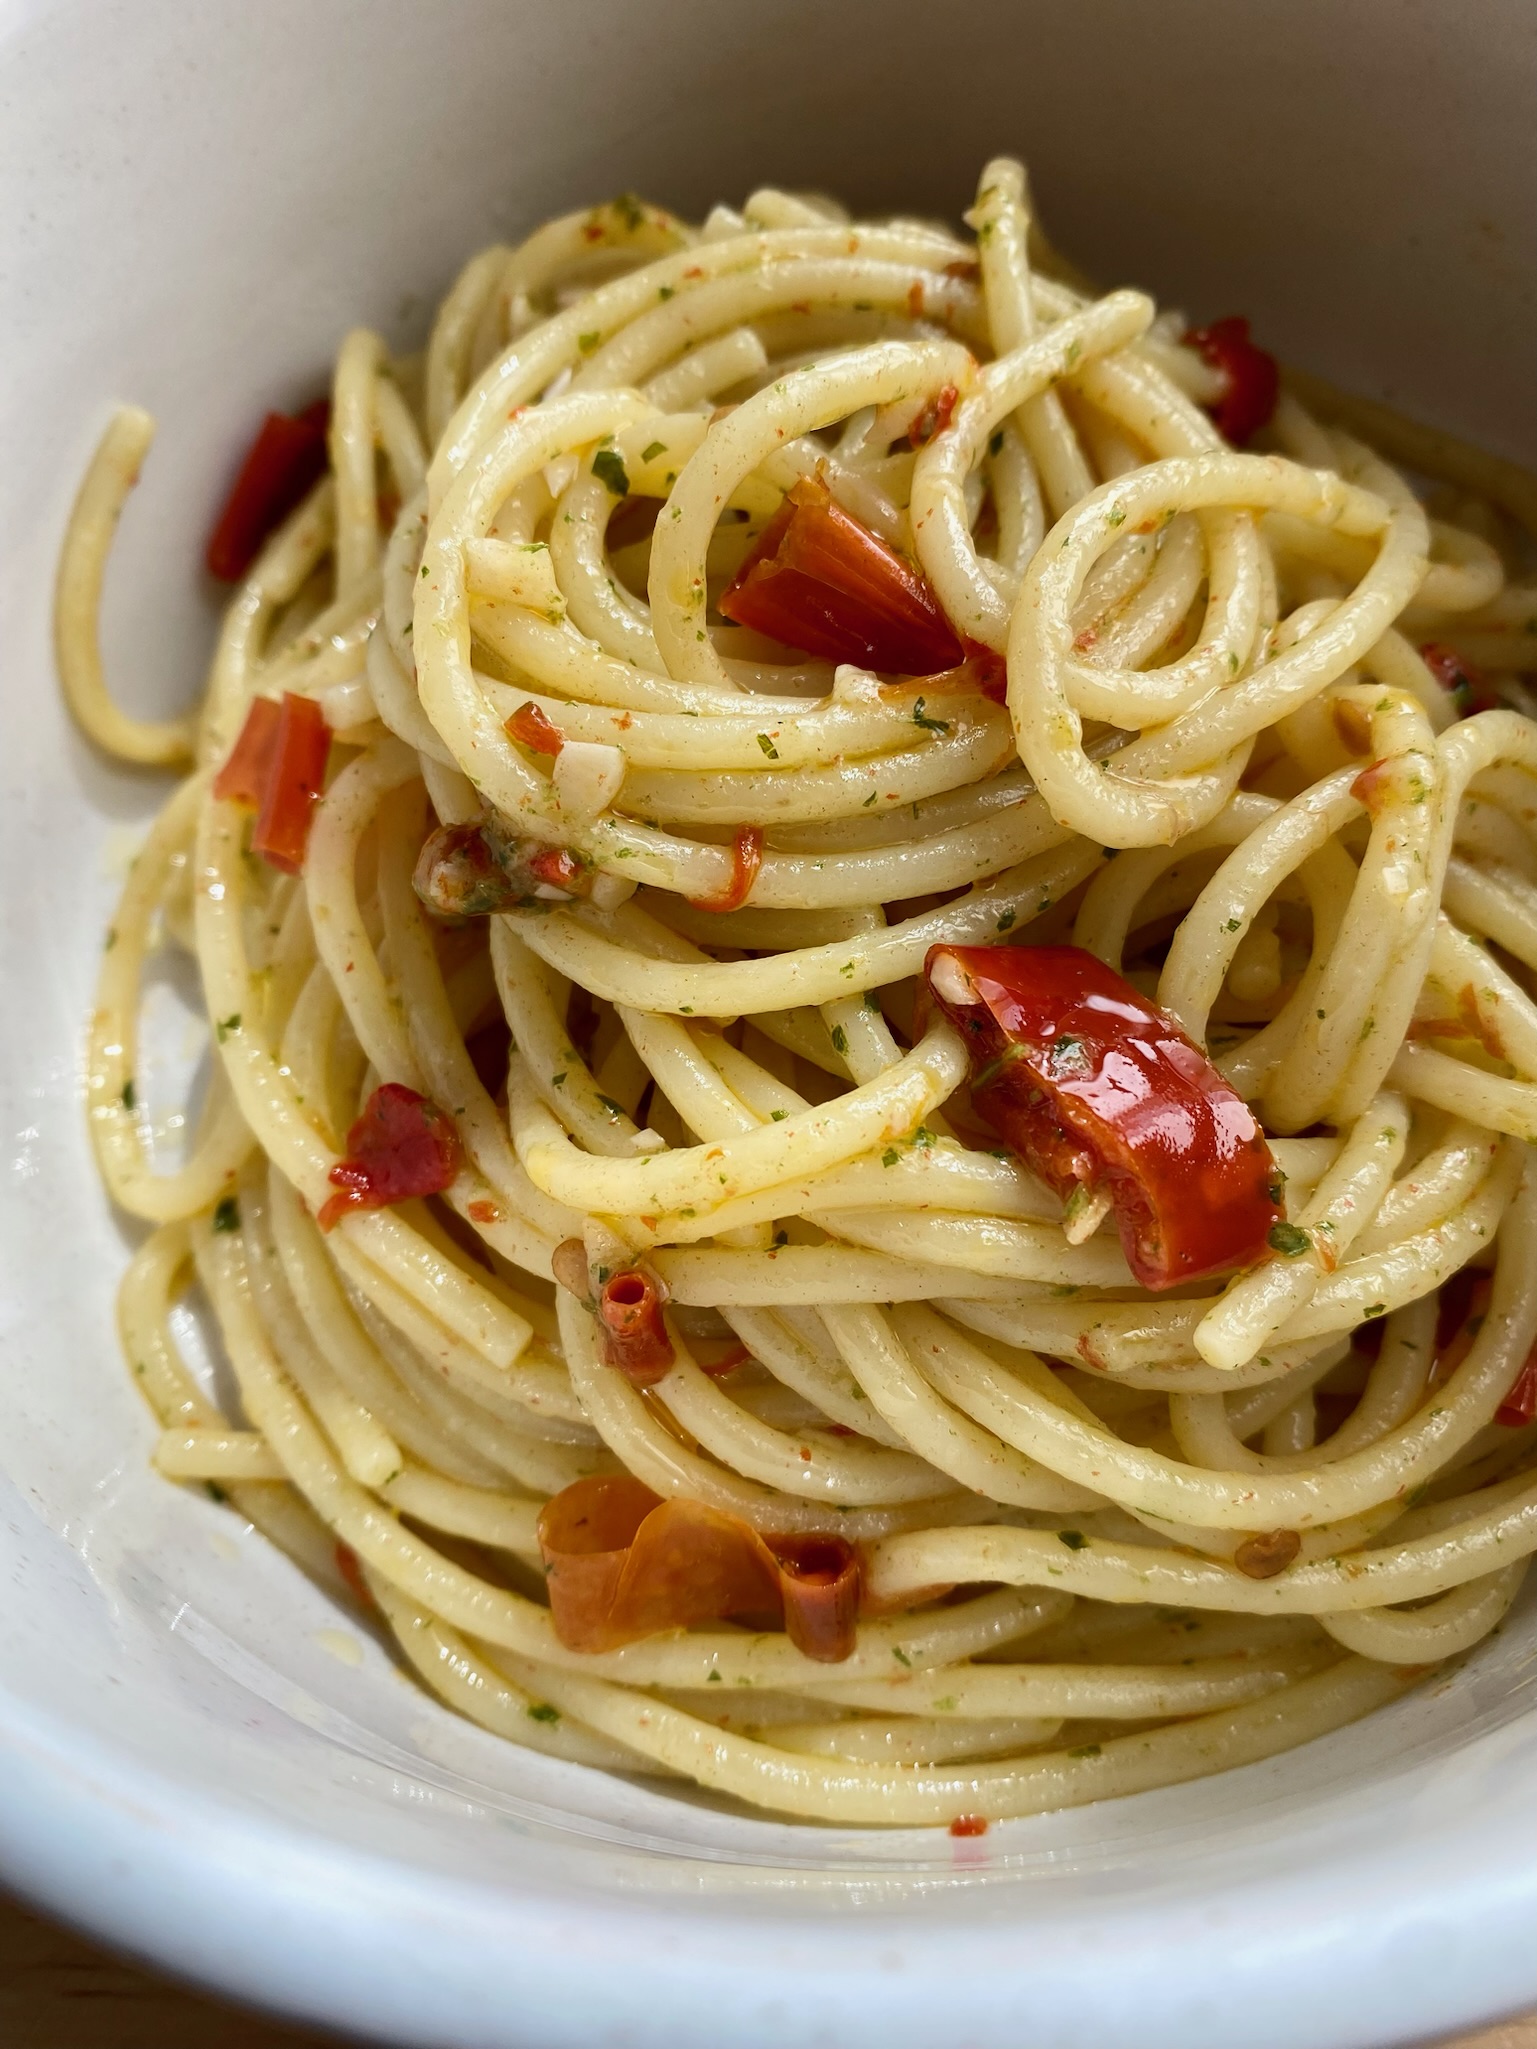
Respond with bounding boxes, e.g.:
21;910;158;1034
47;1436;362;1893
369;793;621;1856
2;2;1535;2045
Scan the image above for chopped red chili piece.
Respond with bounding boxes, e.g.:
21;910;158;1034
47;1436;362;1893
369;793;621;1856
1184;317;1279;447
214;691;330;873
925;943;1282;1290
909;382;959;448
211;694;282;807
413;820;592;917
598;1269;675;1385
948;1814;989;1838
537;1475;860;1660
687;826;763;913
505;700;565;756
1420;643;1499;717
206;402;330;582
250;692;331;874
719;476;962;673
318;1082;462;1231
1496;1350;1537;1428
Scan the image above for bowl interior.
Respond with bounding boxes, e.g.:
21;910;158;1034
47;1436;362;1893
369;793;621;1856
1;3;1534;2045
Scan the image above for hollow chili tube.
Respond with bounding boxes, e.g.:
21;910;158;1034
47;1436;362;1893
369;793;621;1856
598;1269;675;1385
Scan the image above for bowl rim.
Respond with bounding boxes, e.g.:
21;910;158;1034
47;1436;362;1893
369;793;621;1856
3;1676;1534;2049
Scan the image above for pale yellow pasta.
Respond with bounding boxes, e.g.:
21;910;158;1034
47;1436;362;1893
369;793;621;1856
60;161;1537;1830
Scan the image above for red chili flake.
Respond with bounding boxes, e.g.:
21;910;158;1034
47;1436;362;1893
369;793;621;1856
506;700;565;757
318;1082;462;1232
598;1269;675;1385
687;826;763;913
466;1198;502;1226
527;846;589;894
909;383;959;448
206;402;330;582
1183;317;1279;447
943;259;980;281
949;1814;989;1838
1420;643;1499;717
906;280;926;321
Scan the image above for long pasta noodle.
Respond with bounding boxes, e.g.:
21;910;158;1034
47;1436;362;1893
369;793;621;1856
61;163;1537;1829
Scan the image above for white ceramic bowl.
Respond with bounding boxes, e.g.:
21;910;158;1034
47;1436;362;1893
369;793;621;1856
2;4;1534;2044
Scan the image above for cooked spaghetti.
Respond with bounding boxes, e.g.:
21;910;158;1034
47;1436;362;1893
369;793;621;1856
60;162;1537;1828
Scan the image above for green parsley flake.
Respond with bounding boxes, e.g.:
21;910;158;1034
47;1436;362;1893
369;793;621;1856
1268;1221;1311;1258
1057;1529;1088;1550
526;1702;561;1724
641;440;667;463
911;696;949;734
591;446;629;496
212;1195;240;1234
756;733;780;759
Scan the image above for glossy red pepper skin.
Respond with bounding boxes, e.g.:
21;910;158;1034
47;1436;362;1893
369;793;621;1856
214;690;330;874
318;1082;462;1231
598;1269;675;1385
686;826;763;912
719;477;962;674
925;943;1282;1290
251;692;331;874
1496;1349;1537;1427
205;402;330;581
211;694;281;807
506;700;565;756
1184;318;1279;447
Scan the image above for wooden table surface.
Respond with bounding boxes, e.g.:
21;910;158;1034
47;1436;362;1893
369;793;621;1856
1;1890;1532;2049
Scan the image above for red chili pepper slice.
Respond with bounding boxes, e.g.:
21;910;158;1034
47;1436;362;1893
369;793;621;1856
214;691;331;874
211;694;281;807
537;1475;860;1660
1497;1351;1537;1428
924;943;1282;1290
318;1082;462;1231
206;402;330;582
687;826;764;913
597;1269;675;1385
250;692;331;874
719;476;962;674
1184;317;1279;447
505;700;565;756
1420;643;1499;717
